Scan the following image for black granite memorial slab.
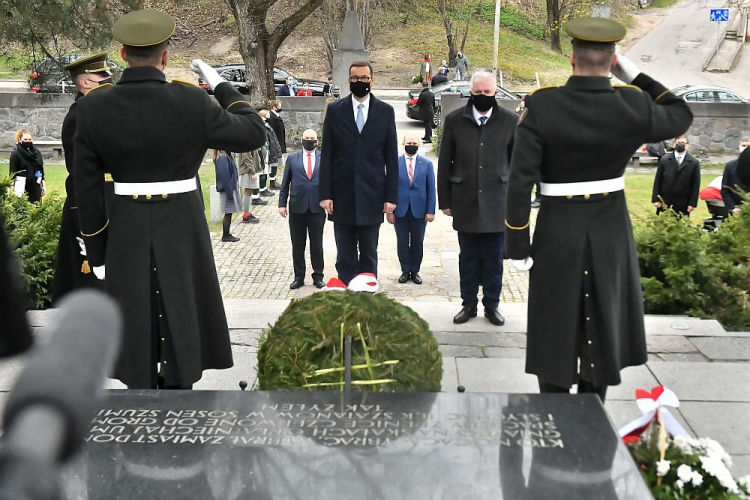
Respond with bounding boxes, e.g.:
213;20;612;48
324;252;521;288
61;391;652;499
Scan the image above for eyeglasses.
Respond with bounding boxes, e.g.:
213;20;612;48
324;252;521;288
348;76;372;83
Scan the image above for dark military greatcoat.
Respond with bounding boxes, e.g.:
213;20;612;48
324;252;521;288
74;66;266;388
505;74;693;387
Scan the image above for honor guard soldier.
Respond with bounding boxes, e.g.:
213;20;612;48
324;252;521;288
74;10;266;389
51;53;113;303
505;18;693;401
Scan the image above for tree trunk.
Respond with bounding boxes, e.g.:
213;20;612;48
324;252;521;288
233;4;274;106
546;0;562;53
440;0;457;63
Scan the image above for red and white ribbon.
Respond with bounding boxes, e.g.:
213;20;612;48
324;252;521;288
618;386;690;440
320;273;379;293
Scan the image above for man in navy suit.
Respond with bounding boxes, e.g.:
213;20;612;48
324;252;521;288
387;133;436;284
279;129;326;290
319;61;399;285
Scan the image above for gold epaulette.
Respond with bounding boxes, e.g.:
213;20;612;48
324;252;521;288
505;220;530;231
172;79;199;87
614;84;642;92
84;82;113;96
528;85;557;96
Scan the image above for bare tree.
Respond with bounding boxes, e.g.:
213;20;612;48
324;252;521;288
439;0;475;65
225;0;325;104
547;0;596;53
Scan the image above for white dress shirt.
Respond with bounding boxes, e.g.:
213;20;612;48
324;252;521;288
303;150;317;176
352;94;371;124
472;105;493;126
674;152;685;165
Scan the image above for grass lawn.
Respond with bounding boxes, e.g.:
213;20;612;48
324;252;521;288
38;164;720;229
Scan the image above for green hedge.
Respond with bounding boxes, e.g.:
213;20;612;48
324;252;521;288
1;178;63;309
636;207;750;331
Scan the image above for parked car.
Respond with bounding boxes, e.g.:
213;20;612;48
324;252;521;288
670;85;748;103
29;54;122;94
406;80;520;126
197;64;327;96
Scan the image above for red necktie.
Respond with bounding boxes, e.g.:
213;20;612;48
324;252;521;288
408;157;414;186
307;153;313;180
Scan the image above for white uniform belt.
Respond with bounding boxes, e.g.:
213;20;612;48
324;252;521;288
540;176;625;197
114;179;197;196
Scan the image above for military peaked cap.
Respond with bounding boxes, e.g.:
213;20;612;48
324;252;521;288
564;17;627;44
112;10;176;47
65;53;110;77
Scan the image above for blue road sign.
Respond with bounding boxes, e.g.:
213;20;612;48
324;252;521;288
710;8;729;21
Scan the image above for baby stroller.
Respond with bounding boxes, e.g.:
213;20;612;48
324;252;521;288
699;176;725;231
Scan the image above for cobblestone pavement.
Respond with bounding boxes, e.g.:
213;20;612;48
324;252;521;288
210;146;535;304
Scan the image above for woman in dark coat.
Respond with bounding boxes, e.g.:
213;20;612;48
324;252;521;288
9;129;45;203
214;150;242;242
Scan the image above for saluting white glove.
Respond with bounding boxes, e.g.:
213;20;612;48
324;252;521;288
93;265;105;281
190;59;224;92
612;48;640;84
511;257;534;272
76;237;87;257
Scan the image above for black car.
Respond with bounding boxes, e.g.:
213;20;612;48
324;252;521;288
29;54;122;94
197;64;327;96
406;80;519;126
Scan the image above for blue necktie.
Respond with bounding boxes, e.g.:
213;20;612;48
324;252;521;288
479;116;488;126
356;103;365;133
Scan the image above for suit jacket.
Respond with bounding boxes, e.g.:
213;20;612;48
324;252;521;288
652;151;701;211
267;112;287;152
395;154;436;219
277;84;292;97
416;88;436;121
319;94;399;225
438;100;518;233
279;150;324;214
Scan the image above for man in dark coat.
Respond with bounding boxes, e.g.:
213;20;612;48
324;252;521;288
652;135;700;216
279;129;326;290
0;216;32;359
74;10;266;390
437;70;518;326
267;100;287;188
722;138;750;215
319;60;399;285
52;53;112;303
505;18;693;401
416;81;436;143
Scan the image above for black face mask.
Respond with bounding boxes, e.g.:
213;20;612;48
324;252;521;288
302;139;318;151
675;144;686;153
350;81;371;98
471;93;495;113
21;141;33;150
404;145;419;156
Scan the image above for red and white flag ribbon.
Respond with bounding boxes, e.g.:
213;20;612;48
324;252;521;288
618;386;690;440
320;273;379;293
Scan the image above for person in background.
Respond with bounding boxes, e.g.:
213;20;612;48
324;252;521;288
237;148;263;222
323;76;334;97
722;139;750;215
9;129;45;203
455;51;469;81
388;133;436;285
256;109;280;198
445;81;459;93
277;77;296;96
279;129;326;290
652;135;700;216
267;99;287;187
442;61;450;75
323;86;341;122
420;54;432;85
296;83;313;97
416;81;436;144
438;70;518;326
214;150;242;242
431;69;448;87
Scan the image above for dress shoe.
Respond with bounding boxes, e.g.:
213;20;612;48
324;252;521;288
289;279;304;290
221;235;240;242
260;190;275;197
313;279;325;289
411;272;423;285
453;306;477;324
398;272;410;284
484;307;505;326
242;214;260;223
251;198;268;206
423;139;432;144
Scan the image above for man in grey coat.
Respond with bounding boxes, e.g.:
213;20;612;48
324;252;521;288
455;52;469;80
438;70;518;326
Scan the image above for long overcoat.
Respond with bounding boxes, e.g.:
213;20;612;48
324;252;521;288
74;66;266;388
437;100;518;233
505;75;693;387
